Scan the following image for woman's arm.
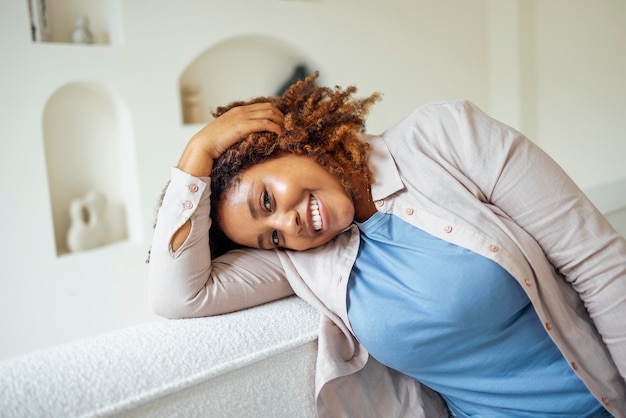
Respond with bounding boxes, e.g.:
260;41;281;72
148;104;294;319
444;101;626;379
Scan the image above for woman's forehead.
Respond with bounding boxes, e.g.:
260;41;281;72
222;177;250;210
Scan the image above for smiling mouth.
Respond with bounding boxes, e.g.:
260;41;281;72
309;196;323;231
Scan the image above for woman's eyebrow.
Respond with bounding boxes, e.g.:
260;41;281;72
246;184;265;249
247;183;258;220
257;234;266;250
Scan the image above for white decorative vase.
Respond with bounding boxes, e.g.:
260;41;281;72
71;16;95;44
66;191;107;253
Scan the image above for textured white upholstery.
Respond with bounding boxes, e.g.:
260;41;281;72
0;297;319;418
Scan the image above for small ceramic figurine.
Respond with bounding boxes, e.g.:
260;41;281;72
71;16;95;44
66;191;107;252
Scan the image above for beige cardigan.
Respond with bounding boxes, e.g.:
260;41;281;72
149;101;626;417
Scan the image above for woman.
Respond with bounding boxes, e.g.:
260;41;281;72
149;73;626;417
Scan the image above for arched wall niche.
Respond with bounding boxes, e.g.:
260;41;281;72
179;34;327;124
43;81;142;256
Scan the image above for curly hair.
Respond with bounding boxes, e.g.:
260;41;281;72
210;72;381;257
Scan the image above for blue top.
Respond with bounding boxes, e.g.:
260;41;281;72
347;212;604;417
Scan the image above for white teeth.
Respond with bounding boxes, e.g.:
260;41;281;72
310;196;323;231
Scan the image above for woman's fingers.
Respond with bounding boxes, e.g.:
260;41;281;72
178;102;285;176
192;103;284;159
227;103;284;136
247;103;284;124
236;103;284;127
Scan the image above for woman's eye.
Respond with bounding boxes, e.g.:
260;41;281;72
271;231;279;246
263;191;271;211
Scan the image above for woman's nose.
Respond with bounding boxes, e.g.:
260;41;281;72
275;210;301;235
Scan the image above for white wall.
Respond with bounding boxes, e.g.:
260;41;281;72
0;0;623;360
533;0;626;190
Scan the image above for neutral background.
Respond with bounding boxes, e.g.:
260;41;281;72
0;0;624;360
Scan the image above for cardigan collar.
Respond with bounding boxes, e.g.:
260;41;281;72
362;134;405;202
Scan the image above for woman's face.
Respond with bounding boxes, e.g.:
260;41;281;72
218;155;355;251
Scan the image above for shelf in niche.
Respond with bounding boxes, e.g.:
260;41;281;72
28;0;124;46
179;34;322;125
43;81;142;257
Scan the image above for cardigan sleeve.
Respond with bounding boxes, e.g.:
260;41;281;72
148;167;294;319
448;101;626;382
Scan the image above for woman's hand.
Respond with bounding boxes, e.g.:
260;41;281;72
177;102;284;177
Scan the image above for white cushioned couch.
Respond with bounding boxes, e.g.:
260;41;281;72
0;297;319;417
